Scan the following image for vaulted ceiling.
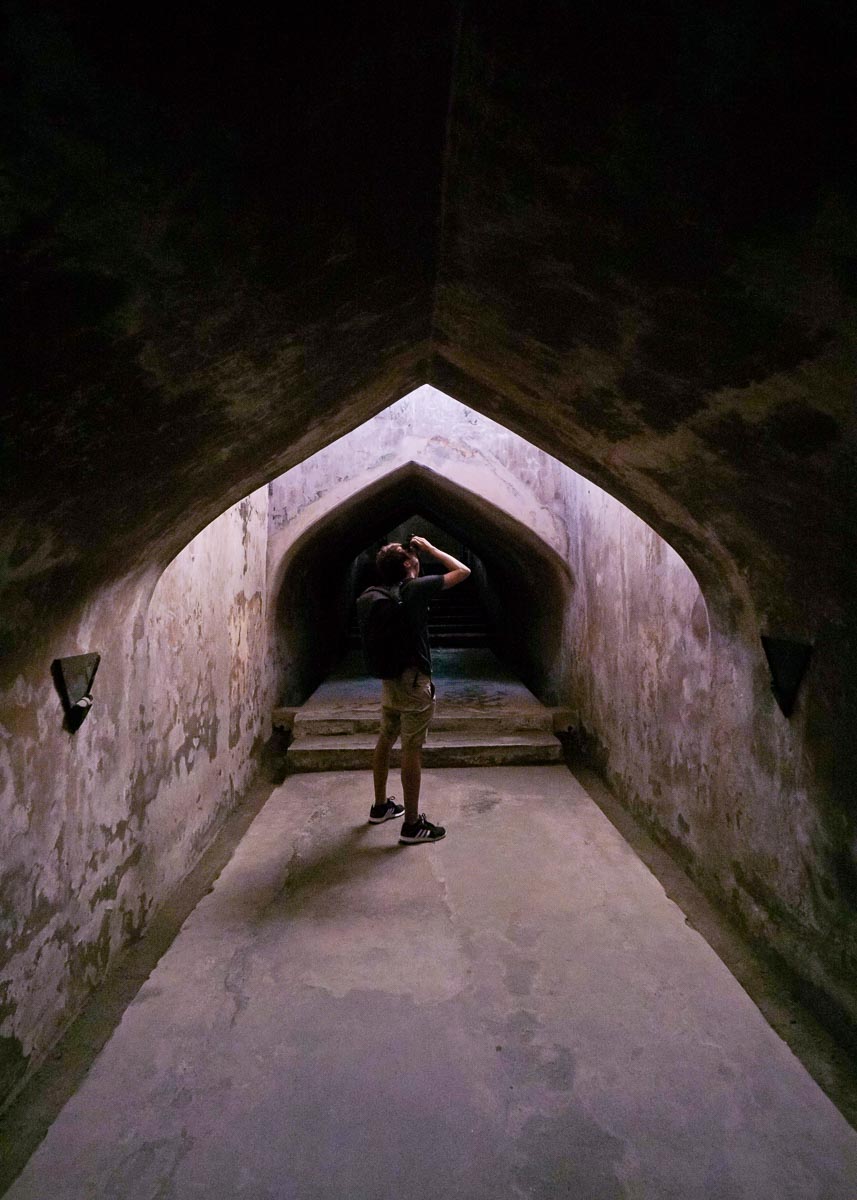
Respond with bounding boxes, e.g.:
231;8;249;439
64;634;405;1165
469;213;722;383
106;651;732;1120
2;1;855;677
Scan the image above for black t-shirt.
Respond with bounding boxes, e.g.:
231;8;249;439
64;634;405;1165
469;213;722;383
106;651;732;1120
399;574;444;676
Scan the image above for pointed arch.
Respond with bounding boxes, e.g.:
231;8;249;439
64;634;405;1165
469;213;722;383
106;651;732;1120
269;461;574;705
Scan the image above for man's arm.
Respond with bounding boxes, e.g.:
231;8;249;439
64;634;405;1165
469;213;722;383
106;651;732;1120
409;536;471;590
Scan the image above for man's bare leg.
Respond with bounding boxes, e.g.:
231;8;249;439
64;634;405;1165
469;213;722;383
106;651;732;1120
373;732;395;808
401;743;422;824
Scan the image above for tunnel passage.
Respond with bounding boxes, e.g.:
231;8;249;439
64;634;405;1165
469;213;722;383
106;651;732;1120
346;517;493;652
271;462;574;708
3;2;857;1131
154;383;854;1060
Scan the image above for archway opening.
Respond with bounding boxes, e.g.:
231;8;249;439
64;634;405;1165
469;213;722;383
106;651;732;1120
270;457;577;709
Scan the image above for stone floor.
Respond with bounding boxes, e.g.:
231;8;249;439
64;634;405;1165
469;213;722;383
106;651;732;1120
5;766;857;1199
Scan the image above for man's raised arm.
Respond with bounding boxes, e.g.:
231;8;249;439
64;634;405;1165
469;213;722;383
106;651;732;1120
410;537;471;589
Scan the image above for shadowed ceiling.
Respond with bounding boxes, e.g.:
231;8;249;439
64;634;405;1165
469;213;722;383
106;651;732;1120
2;1;855;674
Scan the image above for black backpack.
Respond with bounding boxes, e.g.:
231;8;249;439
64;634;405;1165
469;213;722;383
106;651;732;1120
356;585;412;678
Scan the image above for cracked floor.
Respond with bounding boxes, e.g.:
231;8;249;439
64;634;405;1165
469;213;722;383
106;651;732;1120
6;766;857;1198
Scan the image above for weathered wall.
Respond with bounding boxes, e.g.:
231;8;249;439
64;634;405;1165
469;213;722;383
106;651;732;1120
562;472;856;1039
2;0;855;1122
141;490;271;895
265;388;575;706
0;5;456;681
0;488;270;1109
434;2;857;1035
0;577;152;1108
2;377;853;1115
264;387;856;1043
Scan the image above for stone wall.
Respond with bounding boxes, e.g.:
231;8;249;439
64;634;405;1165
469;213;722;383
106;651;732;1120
265;388;576;707
264;387;854;1039
2;0;855;1111
0;488;270;1109
1;382;852;1114
562;471;851;1033
141;490;271;897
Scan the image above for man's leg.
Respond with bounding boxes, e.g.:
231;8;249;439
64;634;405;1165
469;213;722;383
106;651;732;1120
369;704;405;822
400;743;422;824
372;731;395;808
397;678;445;843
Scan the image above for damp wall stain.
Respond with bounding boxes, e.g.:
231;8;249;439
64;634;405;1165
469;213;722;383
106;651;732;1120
0;488;271;1109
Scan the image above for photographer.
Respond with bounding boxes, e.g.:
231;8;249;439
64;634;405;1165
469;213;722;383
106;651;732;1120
358;536;470;843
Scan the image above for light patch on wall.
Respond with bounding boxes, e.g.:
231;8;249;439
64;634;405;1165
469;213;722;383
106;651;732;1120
268;383;706;603
263;383;709;716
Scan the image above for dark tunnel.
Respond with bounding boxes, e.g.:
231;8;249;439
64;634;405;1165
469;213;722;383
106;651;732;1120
271;463;574;707
4;2;857;1180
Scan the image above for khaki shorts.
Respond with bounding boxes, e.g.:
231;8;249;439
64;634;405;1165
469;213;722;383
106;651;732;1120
380;669;435;749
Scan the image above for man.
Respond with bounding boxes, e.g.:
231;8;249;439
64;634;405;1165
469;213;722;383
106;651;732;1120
359;535;470;843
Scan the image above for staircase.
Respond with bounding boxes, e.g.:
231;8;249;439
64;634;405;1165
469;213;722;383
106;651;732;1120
347;580;491;651
274;649;569;773
426;583;491;648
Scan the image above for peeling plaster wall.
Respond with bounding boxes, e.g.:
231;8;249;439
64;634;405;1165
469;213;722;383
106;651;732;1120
141;489;270;899
565;477;714;799
0;382;852;1113
0;578;152;1108
561;472;856;1034
1;0;854;1120
265;387;856;1036
0;488;270;1110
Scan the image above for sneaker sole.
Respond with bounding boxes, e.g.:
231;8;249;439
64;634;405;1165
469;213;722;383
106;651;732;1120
399;830;446;844
368;811;405;824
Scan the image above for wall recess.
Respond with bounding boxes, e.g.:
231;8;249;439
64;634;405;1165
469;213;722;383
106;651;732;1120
761;637;812;718
51;653;101;732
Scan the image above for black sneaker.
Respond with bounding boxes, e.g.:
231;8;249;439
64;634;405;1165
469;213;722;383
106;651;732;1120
399;813;446;844
368;797;405;824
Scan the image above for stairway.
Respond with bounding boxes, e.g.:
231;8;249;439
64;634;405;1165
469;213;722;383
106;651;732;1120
346;579;491;651
274;649;569;772
426;583;491;648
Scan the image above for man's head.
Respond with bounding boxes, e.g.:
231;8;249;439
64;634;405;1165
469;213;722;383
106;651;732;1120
376;542;419;585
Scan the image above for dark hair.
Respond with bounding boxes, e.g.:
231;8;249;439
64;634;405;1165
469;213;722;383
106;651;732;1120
376;542;413;585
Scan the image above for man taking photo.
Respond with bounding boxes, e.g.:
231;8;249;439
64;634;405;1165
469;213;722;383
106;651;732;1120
356;535;470;843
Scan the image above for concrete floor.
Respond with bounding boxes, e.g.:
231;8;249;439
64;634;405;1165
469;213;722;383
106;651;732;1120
6;766;857;1199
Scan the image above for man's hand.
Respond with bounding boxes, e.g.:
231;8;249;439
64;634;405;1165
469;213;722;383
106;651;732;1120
409;537;471;590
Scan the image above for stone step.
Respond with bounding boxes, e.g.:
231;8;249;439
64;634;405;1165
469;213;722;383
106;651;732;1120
431;634;490;646
430;628;488;635
348;614;485;624
345;633;491;648
431;634;489;642
287;731;564;772
430;618;486;627
427;614;487;622
348;619;488;632
422;628;484;638
273;705;575;736
292;708;554;738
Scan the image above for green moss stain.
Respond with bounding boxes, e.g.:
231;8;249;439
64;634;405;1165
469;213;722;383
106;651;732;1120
0;1035;29;1104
